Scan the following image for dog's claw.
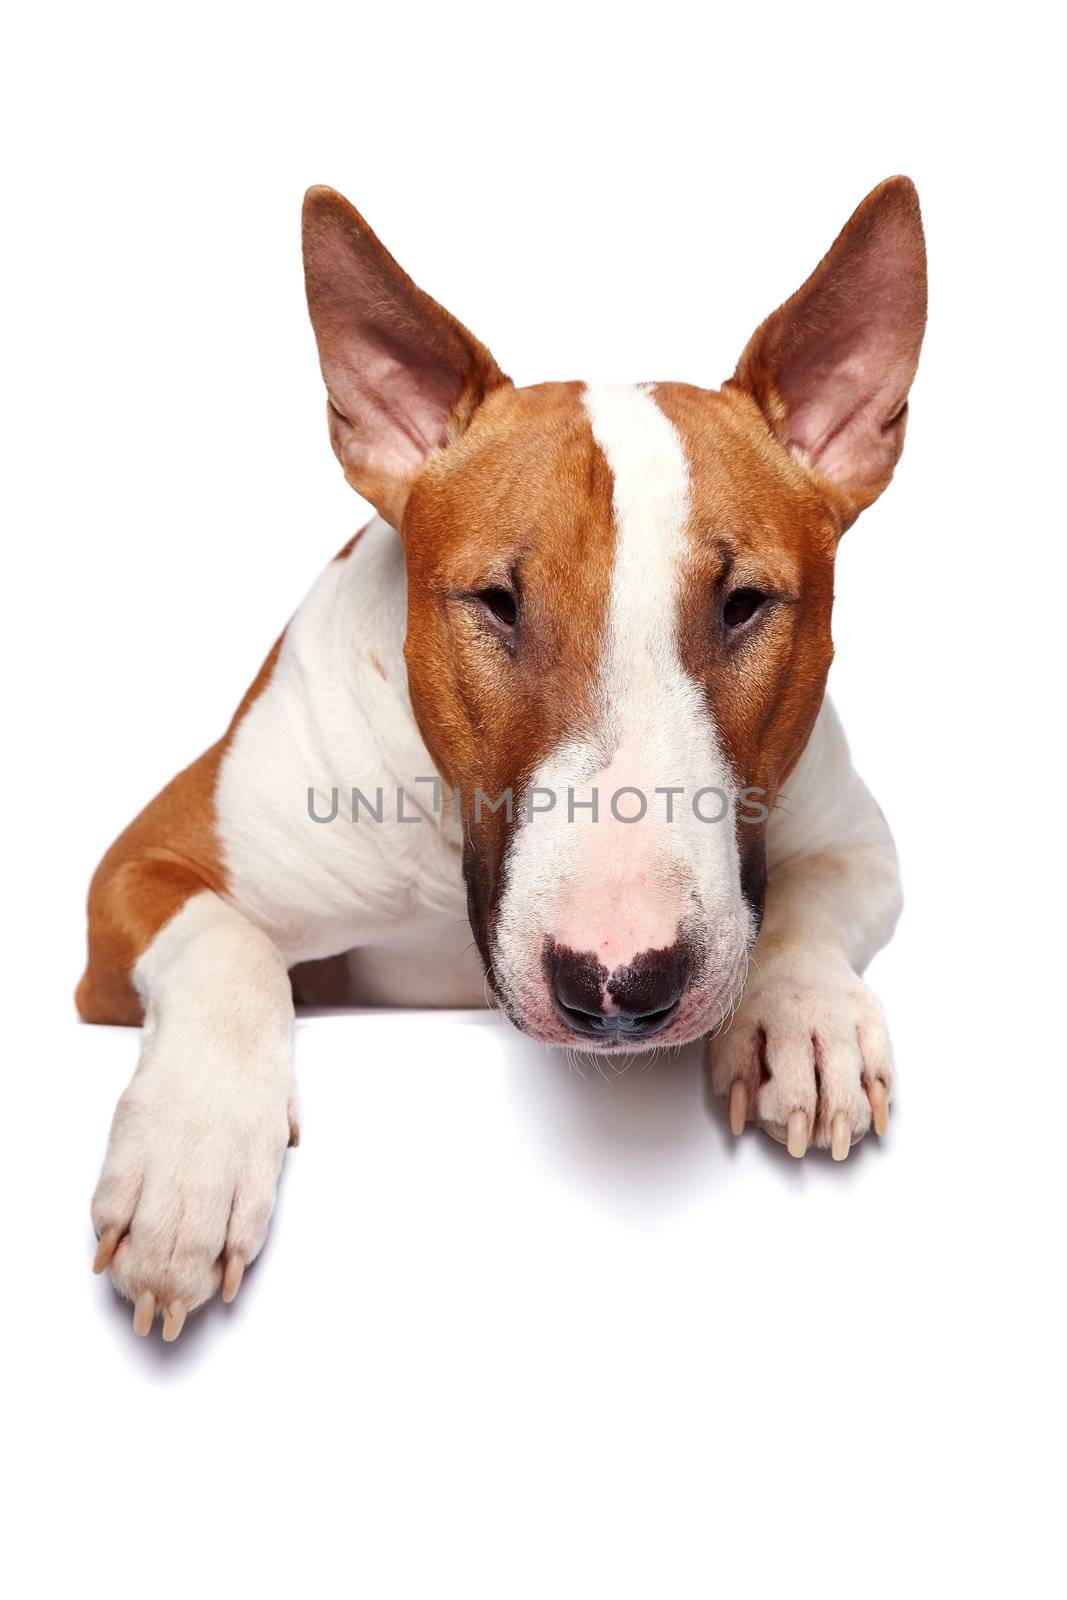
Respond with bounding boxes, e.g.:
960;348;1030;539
831;1112;851;1161
867;1079;889;1136
786;1109;809;1158
132;1290;156;1336
729;1080;748;1136
222;1255;245;1304
93;1226;122;1275
162;1301;188;1342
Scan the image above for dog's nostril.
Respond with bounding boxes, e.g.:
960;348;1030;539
607;945;688;1031
545;946;608;1031
545;938;689;1042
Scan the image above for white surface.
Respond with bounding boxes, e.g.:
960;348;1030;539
3;3;1063;1596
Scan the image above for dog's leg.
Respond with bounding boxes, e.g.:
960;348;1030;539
90;888;295;1337
707;699;902;1158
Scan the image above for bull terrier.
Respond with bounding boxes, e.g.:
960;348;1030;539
80;177;927;1338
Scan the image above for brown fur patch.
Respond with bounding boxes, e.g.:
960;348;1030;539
75;632;285;1024
401;382;618;946
654;381;837;800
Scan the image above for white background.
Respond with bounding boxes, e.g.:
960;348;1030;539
3;4;1063;1596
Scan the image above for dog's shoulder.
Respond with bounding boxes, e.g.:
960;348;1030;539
213;517;467;963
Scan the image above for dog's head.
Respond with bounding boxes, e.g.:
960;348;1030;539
303;180;926;1048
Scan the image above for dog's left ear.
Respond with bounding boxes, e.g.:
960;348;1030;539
731;176;927;526
302;186;510;528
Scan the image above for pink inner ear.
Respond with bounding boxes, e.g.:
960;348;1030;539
329;327;465;482
303;188;507;518
735;178;926;507
312;214;472;481
780;225;921;487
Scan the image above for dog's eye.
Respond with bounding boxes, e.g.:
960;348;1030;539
474;587;518;629
723;587;768;631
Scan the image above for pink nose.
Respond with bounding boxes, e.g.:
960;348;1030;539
544;938;689;1041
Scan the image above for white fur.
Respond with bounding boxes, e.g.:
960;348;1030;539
706;700;901;1148
91;891;296;1312
214;518;485;1001
92;515;905;1317
493;384;753;1039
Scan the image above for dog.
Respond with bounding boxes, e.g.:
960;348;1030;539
80;178;926;1339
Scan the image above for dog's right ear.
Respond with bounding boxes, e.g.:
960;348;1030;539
302;187;509;529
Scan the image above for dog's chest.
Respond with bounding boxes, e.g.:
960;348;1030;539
214;519;472;968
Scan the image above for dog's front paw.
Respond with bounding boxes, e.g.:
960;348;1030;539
706;951;892;1159
90;1054;295;1339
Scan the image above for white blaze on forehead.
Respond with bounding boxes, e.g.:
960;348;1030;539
581;383;727;795
491;383;753;1031
582;381;693;735
577;383;746;949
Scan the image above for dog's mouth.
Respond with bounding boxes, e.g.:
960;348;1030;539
485;960;747;1055
549;991;683;1043
505;1001;722;1053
